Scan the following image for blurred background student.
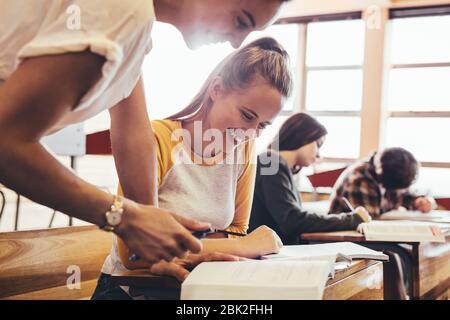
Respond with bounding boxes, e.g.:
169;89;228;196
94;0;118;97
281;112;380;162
248;113;371;245
328;147;438;299
329;147;436;218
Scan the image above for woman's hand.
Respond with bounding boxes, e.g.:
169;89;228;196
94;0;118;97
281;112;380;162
150;252;244;281
414;197;435;213
237;225;283;258
115;199;211;264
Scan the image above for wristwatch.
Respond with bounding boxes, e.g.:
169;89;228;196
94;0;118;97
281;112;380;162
101;195;124;232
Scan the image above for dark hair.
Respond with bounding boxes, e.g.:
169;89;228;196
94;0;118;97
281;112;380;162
379;147;419;190
269;113;327;151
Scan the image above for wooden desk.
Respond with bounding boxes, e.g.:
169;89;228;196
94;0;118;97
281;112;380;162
111;260;383;300
301;231;450;300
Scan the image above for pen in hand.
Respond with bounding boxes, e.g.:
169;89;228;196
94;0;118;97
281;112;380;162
341;197;372;223
129;229;214;262
128;228;247;262
341;196;355;213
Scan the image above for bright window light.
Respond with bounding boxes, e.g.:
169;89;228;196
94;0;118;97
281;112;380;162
306;19;365;67
386;118;450;163
316;116;361;159
390;15;450;64
306;69;363;111
388;67;450;111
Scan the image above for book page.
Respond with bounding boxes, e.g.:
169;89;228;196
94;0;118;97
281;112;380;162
360;221;446;243
262;242;388;261
181;260;333;300
380;210;450;223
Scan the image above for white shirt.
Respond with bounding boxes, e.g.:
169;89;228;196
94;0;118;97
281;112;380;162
0;0;155;133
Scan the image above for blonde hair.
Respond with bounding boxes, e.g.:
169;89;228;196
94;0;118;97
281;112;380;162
167;37;293;121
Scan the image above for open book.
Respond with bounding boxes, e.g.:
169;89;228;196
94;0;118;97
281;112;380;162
181;260;334;300
380;210;450;223
359;220;447;243
262;242;388;262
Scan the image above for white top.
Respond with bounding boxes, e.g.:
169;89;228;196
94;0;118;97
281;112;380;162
0;0;155;133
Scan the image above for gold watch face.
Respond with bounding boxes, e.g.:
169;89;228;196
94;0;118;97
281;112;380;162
107;211;122;226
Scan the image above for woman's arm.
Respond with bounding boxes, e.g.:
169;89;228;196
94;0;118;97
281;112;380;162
202;142;281;258
109;79;158;205
260;167;363;236
201;225;282;258
0;52;109;225
0;52;208;263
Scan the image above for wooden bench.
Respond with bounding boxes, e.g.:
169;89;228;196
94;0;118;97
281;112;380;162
0;226;112;300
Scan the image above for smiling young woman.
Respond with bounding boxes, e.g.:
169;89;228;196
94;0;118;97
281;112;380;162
91;37;293;299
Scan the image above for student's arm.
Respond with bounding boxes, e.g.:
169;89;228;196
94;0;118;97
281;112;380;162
402;191;436;213
400;191;419;210
201;142;281;258
0;52;207;263
109;78;157;205
0;52;109;224
226;141;257;236
343;179;383;217
259;166;364;236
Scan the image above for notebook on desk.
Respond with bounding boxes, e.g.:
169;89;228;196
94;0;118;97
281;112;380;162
379;210;450;223
359;220;447;243
181;259;334;300
262;242;389;262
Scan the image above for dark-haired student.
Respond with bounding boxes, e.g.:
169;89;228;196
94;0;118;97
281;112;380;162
328;147;436;299
328;147;436;218
248;113;371;245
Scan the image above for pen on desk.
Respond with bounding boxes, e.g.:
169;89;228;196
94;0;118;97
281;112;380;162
341;197;355;213
215;229;247;237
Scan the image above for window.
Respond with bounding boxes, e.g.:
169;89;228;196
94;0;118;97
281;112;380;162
384;14;450;193
139;22;300;154
304;19;366;160
389;15;450;65
142;22;235;120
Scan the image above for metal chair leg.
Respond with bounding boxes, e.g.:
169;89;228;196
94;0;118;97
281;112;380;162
0;189;6;225
14;193;21;231
48;210;57;228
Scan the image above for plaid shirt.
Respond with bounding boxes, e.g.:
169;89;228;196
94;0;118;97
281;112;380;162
328;153;418;218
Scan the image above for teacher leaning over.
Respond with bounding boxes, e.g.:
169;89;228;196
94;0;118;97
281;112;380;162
0;0;291;264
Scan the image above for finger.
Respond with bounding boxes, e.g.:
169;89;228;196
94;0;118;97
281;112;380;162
150;261;190;282
133;247;163;265
175;230;203;254
272;231;283;248
238;257;251;261
184;252;240;267
202;252;241;262
177;250;189;260
154;249;177;263
171;212;211;231
165;239;188;260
